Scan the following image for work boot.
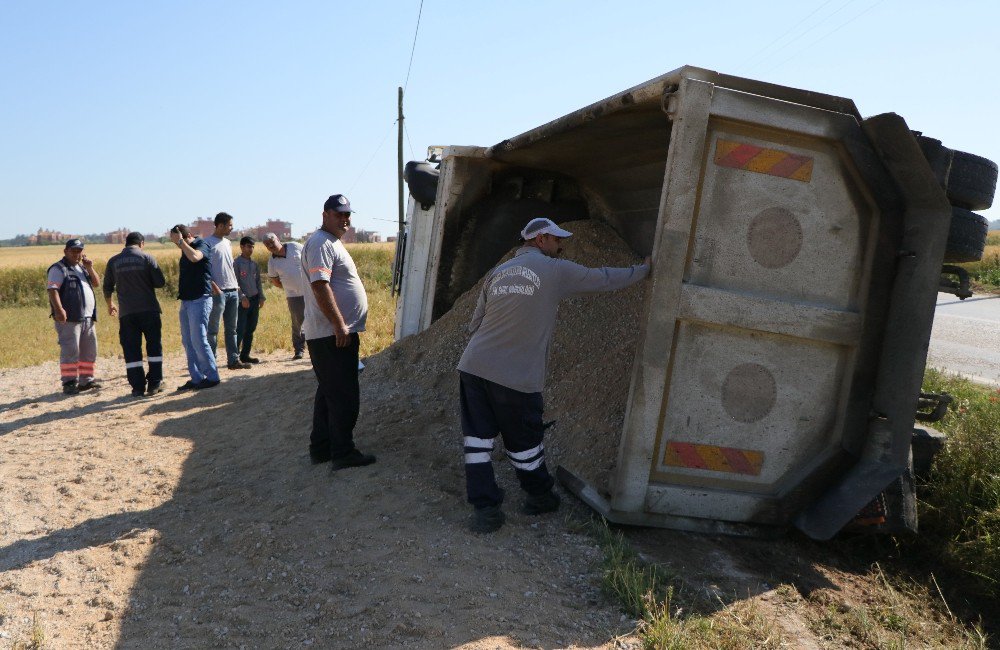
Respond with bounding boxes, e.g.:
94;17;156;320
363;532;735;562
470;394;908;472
62;382;80;395
469;506;505;533
522;490;561;515
227;360;252;370
78;379;102;391
292;352;304;360
330;449;376;471
240;356;260;364
310;448;332;465
146;382;163;396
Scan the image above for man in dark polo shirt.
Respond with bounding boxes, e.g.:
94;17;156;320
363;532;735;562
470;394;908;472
169;224;220;390
104;232;167;397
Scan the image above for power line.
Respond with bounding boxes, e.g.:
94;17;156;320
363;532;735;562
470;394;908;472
403;0;425;94
749;0;859;75
404;122;416;160
764;0;885;76
740;0;837;73
348;120;397;194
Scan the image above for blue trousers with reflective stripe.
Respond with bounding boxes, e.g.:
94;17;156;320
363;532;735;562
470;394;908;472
459;371;553;509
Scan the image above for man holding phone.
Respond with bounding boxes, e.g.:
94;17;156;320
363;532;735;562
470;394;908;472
46;238;102;395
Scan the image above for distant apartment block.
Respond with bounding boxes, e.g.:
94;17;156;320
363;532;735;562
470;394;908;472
242;219;293;242
177;218;294;242
189;218;216;239
340;228;382;244
105;228;130;244
300;227;383;244
28;228;79;245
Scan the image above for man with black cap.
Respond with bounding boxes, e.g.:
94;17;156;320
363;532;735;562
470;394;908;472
300;193;376;471
46;238;103;394
104;232;167;397
457;217;651;533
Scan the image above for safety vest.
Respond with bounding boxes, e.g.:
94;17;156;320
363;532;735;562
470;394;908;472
48;259;97;322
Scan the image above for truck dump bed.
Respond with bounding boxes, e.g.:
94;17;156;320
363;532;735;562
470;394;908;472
396;65;994;539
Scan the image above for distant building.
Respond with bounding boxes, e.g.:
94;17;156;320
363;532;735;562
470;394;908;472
386;236;398;243
105;228;130;244
189;218;216;239
242;219;293;242
264;219;292;240
355;229;382;244
28;228;79;245
298;226;380;244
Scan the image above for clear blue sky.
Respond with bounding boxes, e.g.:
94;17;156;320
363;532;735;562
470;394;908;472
1;1;997;240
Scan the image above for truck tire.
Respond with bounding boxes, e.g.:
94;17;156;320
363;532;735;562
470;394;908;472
943;207;989;263
947;150;997;211
404;160;440;209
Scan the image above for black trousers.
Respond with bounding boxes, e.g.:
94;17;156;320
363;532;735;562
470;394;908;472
236;294;261;359
307;334;360;459
459;371;554;509
119;311;163;392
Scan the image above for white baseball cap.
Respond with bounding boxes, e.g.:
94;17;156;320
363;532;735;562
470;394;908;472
520;217;573;240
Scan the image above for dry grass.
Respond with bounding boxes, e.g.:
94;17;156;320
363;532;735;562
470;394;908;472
0;243;396;369
584;519;786;649
800;567;987;649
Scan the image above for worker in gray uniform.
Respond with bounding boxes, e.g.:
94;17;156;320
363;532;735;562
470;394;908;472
457;217;651;533
47;238;103;395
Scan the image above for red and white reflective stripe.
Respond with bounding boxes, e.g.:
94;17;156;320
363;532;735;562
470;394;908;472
60;362;78;378
48;281;62;289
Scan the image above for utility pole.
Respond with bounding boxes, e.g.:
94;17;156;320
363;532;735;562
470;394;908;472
397;86;405;240
393;86;405;296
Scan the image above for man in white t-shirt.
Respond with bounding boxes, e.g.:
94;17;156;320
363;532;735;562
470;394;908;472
205;212;250;370
46;238;103;394
300;194;375;471
262;233;307;360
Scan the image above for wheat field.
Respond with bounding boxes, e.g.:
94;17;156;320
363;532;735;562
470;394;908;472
0;242;180;269
0;242;396;369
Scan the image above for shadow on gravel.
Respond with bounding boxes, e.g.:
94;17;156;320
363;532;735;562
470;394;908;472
0;391;139;436
3;361;631;649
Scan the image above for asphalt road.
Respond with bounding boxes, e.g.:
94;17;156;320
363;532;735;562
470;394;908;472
927;291;1000;386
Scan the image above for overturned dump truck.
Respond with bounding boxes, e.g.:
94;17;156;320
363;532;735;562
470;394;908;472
395;66;998;540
